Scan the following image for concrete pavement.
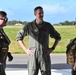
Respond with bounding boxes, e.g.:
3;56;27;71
5;54;72;75
6;69;71;75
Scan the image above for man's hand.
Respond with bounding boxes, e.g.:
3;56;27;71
45;48;54;55
25;48;34;56
18;40;34;56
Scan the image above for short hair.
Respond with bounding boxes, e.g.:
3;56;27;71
0;11;7;17
34;6;43;12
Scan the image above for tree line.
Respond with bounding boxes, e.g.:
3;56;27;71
7;20;29;26
7;20;76;26
59;20;75;26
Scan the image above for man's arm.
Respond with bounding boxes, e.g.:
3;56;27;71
18;40;33;56
73;52;76;71
45;39;60;55
73;60;76;71
51;39;60;50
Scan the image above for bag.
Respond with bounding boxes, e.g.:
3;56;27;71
66;38;76;65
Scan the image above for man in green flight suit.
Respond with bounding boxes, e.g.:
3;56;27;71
16;6;61;75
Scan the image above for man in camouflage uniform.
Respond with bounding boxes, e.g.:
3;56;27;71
16;6;61;75
0;11;13;75
66;38;76;75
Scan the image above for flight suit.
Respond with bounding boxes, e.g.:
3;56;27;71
17;20;61;75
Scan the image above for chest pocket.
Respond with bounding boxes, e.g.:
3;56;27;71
38;27;48;49
28;26;39;48
41;27;48;34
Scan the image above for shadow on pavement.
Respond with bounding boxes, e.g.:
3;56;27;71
6;63;72;69
51;63;72;69
6;64;27;68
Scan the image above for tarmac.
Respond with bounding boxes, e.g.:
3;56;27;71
5;54;72;75
5;69;71;75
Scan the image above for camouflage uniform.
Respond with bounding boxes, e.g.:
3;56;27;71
17;20;61;75
66;38;76;75
0;28;10;75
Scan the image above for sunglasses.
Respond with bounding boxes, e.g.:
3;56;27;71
0;18;8;21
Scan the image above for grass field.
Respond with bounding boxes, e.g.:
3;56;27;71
4;25;76;54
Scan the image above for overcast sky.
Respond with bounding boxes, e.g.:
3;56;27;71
0;0;76;24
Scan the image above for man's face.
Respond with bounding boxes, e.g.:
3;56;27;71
34;9;44;21
0;15;8;27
